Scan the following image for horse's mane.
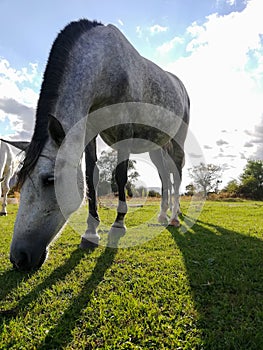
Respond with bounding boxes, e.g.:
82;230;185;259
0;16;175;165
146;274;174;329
17;19;103;189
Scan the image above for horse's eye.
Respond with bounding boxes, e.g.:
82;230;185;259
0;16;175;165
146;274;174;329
42;176;55;186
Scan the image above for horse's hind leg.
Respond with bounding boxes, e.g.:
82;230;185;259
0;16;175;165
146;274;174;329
168;140;185;227
110;150;129;233
80;140;100;249
149;149;170;224
0;167;5;215
0;178;9;216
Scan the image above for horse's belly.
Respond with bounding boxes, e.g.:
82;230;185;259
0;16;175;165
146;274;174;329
100;125;171;153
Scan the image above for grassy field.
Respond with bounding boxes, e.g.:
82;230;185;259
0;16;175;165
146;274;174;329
1;199;263;349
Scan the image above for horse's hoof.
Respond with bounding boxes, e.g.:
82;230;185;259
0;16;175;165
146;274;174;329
0;212;7;216
79;236;99;249
109;225;126;235
111;221;127;230
168;219;180;227
108;226;126;247
158;215;168;225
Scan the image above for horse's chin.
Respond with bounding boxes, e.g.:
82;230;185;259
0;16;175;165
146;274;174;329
37;249;48;269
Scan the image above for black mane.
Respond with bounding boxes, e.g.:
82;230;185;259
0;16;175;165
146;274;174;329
17;19;103;188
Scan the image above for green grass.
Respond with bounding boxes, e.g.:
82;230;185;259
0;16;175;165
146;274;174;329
1;200;263;349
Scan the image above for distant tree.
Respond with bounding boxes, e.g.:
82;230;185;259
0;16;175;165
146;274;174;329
97;149;139;196
188;163;222;197
239;160;263;200
185;183;196;196
97;150;117;183
148;190;161;198
222;179;240;197
135;185;148;197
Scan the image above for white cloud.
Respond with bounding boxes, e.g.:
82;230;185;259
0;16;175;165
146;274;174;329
246;114;263;158
244;141;254;148
185;9;263;69
216;139;229;146
149;24;168;35
162;0;263;183
186;21;205;39
0;58;39;107
118;19;124;26
216;0;248;8
168;0;263;127
0;98;35;136
0;60;39;87
136;26;143;38
157;36;184;55
227;0;236;5
0;58;39;139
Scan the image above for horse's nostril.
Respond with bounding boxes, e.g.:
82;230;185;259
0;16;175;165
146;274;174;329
11;252;30;270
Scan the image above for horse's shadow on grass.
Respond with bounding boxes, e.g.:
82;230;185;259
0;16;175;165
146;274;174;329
38;244;119;349
0;268;32;305
0;242;118;344
0;248;87;321
0;220;121;349
168;216;263;349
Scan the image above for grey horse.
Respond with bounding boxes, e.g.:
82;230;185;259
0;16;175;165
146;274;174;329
8;19;190;270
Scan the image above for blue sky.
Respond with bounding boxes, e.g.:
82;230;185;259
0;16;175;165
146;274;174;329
0;0;262;188
0;0;248;67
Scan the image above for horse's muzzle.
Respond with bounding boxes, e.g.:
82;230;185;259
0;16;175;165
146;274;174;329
10;248;48;271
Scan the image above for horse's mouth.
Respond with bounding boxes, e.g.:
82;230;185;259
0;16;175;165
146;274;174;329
11;249;48;271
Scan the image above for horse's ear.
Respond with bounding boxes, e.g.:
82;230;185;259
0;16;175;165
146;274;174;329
48;114;66;146
0;139;29;151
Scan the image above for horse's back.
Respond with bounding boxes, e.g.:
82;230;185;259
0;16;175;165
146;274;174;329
88;24;189;113
87;24;190;153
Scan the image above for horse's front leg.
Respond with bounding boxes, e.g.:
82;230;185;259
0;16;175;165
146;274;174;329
80;142;100;249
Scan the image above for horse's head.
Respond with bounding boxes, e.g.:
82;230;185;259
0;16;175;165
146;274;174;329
10;116;86;271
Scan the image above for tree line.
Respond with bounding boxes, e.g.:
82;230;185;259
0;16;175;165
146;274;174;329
186;160;263;200
96;149;263;200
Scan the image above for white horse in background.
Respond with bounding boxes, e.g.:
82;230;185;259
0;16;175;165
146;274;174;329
0;140;17;215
